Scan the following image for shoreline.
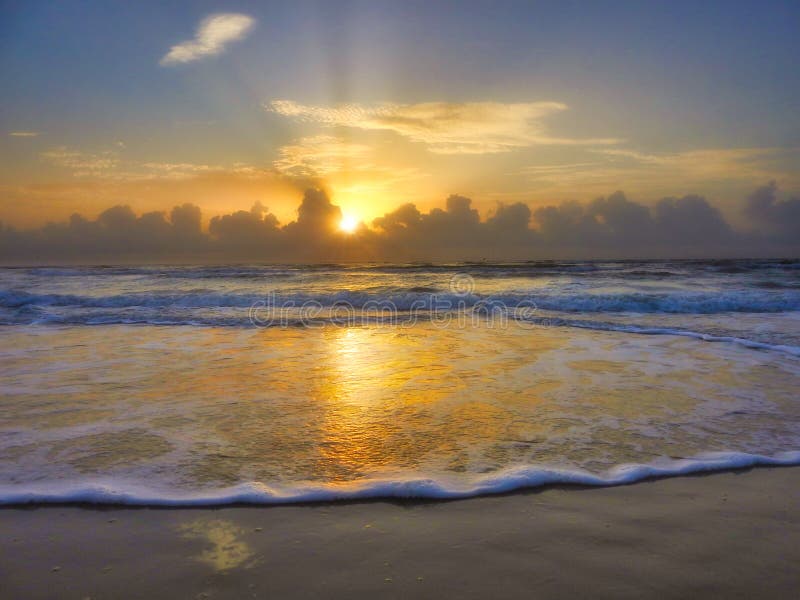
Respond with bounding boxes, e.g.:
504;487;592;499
2;453;799;509
2;465;798;599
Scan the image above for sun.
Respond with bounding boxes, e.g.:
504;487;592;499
339;214;359;234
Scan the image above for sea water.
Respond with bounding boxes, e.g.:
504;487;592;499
1;260;799;504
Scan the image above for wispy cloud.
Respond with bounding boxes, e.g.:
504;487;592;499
40;145;258;181
521;147;796;192
41;146;120;176
160;13;255;66
274;135;373;177
9;131;40;137
272;134;424;205
267;100;620;154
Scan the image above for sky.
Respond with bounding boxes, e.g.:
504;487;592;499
1;1;799;260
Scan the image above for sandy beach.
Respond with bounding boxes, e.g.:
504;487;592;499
1;466;798;599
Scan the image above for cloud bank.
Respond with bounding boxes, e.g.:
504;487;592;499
1;184;797;264
160;13;255;66
267;100;620;154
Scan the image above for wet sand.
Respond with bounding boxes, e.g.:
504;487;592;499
1;467;798;599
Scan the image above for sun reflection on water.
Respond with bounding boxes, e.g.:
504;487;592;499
4;322;799;490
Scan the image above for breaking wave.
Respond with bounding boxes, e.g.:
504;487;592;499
3;289;800;314
1;451;798;506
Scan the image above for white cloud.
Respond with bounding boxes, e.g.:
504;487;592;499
267;99;620;154
160;13;255;66
9;131;40;137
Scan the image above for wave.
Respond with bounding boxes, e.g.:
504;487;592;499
5;309;797;356
520;291;800;313
7;259;800;279
0;451;797;506
514;316;800;356
3;289;800;313
755;280;800;289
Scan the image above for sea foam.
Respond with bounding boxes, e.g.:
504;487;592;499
1;452;798;507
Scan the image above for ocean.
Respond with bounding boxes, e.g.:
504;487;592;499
1;259;799;504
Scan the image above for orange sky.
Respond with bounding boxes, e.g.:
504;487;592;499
2;4;799;232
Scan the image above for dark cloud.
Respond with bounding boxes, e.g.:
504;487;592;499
654;194;733;245
531;191;734;255
293;188;342;234
1;185;797;264
0;204;208;261
171;203;203;240
371;195;535;260
372;195;486;259
743;181;800;240
208;201;281;254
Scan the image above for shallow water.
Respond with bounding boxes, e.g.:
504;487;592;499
1;260;799;503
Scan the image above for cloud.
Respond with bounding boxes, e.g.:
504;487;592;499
41;146;120;176
3;185;797;263
518;147;798;203
743;181;800;239
267;100;620;154
6;152;308;230
271;135;426;211
8;131;40;137
274;135;373;177
524;147;789;188
40;145;271;182
160;13;255;66
531;191;734;253
209;201;281;251
593;147;783;180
